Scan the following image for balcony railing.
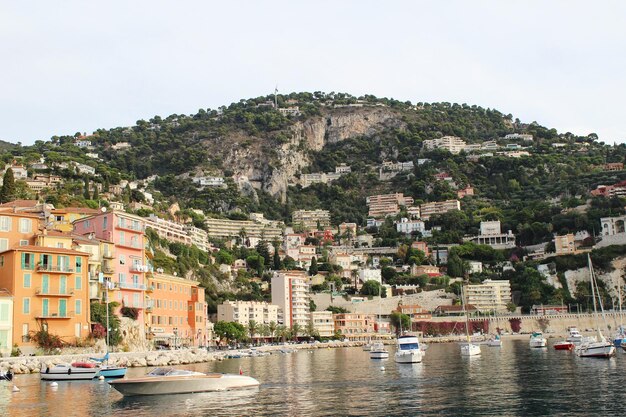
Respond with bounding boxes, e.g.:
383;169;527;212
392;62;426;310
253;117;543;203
35;287;74;296
129;264;148;273
35;310;74;319
23;263;36;270
118;282;147;290
116;222;144;232
37;265;74;273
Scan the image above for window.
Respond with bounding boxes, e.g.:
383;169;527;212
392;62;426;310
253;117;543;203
119;254;125;265
0;303;9;322
0;216;10;232
22;298;30;314
21;253;34;269
119;231;125;245
22;324;29;342
119;218;126;228
23;273;31;288
103;216;108;228
0;255;4;267
76;257;82;273
0;238;7;252
75;275;82;290
19;218;32;233
75;300;82;315
56;242;64;248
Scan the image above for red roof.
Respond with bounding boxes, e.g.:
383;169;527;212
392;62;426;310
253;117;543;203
0;245;90;256
0;199;38;208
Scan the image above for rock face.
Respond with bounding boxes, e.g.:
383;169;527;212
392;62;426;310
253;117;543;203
119;317;151;352
216;106;404;200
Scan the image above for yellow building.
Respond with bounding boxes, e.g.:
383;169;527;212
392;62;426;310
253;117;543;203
48;207;100;232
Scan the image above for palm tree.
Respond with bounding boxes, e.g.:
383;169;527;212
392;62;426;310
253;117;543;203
291;323;302;342
258;324;270;344
248;320;258;345
275;325;288;343
268;321;278;343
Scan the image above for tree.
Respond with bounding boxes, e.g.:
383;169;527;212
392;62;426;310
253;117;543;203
360;280;386;297
268;321;277;343
291;323;302;341
83;177;91;199
246;254;265;276
255;240;271;268
247;320;258;344
389;311;411;335
272;239;281;270
309;257;318;276
326;306;350;314
215;249;234;265
0;168;15;203
214;321;246;345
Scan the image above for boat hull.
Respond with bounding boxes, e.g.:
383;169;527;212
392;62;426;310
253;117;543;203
487;340;502;347
40;365;99;381
370;351;389;359
98;366;127;378
461;344;481;356
394;350;423;363
554;342;574;350
576;342;615;358
529;338;547;348
109;374;260;396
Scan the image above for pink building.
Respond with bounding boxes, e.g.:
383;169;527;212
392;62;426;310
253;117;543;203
73;210;148;328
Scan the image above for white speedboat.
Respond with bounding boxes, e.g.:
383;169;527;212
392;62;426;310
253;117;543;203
394;334;423;363
461;343;481;356
369;342;389;359
108;367;260;396
40;363;100;381
566;327;583;343
529;332;547;348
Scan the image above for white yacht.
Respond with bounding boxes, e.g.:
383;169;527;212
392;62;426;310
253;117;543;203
109;368;260;396
369;342;389;359
394;334;423;363
529;332;548;348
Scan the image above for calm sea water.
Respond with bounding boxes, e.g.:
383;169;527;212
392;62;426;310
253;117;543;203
1;340;624;416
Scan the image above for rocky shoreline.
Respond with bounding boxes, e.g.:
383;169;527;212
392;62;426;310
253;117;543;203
0;341;363;375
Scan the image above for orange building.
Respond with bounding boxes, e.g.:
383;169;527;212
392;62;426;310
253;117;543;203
0;246;91;353
0;211;41;251
145;272;207;347
333;313;376;341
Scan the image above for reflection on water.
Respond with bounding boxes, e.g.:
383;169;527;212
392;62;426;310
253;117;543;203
2;340;626;416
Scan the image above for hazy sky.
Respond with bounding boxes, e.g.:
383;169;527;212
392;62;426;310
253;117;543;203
2;1;625;145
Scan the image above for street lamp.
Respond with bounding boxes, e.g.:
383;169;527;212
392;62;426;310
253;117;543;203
173;327;178;349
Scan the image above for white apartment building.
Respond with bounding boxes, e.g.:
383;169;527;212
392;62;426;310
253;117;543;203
205;217;283;243
335;164;352;174
504;133;533;141
358;268;382;284
186;225;210;252
301;172;342;188
466;279;512;313
217;300;279;326
366;193;414;218
292;209;331;230
419;200;461;220
192;176;226;188
271;271;310;328
310;311;335;338
465;221;516;249
146;215;193;246
423;136;467;154
396;218;426;235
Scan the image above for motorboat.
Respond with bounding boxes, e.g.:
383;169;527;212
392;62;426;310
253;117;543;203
369;342;389;359
108;367;260;396
529;332;547;348
40;362;100;381
362;343;372;352
553;341;575;350
566;327;583;343
90;352;127;378
486;335;502;347
394;334;423;363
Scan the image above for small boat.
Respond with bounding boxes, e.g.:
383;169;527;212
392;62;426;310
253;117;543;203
362;343;372;352
529;332;547;348
369;342;389;359
394;334;423;363
566;327;583;343
0;370;13;381
108;367;260;396
554;341;575;350
486;335;502;347
90;352;127;379
460;285;480;357
40;363;100;381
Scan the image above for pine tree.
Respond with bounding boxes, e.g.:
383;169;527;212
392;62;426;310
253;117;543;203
83;177;91;199
272;239;281;270
309;257;318;276
0;168;16;203
92;185;99;200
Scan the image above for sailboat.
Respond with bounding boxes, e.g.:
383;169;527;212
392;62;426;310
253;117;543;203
93;282;127;378
575;255;615;358
370;285;389;359
460;285;481;356
613;282;626;347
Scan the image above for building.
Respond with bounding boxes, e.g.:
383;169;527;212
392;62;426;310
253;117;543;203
531;305;569;315
422;136;467;154
217;300;279;326
397;304;432;321
301;172;342;188
335;164;351;174
411;241;430;257
0;212;41;251
146;215;193;247
554;234;576;255
0;289;13;356
205;217;283;246
358;268;382;284
410;265;441;277
379;161;414;180
310;311;334;338
396;218;426;235
419;200;461;220
192;176;226;188
146;272;208;347
465;221;516;249
292;210;331;231
49;207;100;233
466;279;511;313
457;186;474;199
73;210;148;330
504;133;533;141
366;193;414;218
602;163;624;172
0;246;91;353
271;271;310;328
333;313;375;340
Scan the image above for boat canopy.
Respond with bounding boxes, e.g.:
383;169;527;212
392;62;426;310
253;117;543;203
147;368;199;377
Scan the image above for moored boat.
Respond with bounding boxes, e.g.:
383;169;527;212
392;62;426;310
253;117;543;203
394;334;423;363
554;341;574;350
0;369;13;381
369;342;389;359
486;335;502;347
40;363;100;381
566;327;583;343
108;367;260;396
529;332;547;348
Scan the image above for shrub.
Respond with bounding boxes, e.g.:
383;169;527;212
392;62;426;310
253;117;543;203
10;344;21;357
31;330;63;353
91;323;106;339
509;318;522;333
120;306;139;320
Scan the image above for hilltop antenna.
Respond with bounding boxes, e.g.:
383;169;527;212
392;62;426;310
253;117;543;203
274;86;278;108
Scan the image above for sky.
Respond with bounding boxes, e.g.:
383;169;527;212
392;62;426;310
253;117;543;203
1;1;626;145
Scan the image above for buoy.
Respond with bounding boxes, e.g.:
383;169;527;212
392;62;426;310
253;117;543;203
98;375;105;380
50;382;58;387
239;366;243;375
380;366;385;371
12;385;19;392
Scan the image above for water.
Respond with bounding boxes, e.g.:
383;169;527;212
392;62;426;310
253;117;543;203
1;340;625;416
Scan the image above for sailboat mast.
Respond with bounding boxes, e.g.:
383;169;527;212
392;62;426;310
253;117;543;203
106;281;110;349
462;285;471;343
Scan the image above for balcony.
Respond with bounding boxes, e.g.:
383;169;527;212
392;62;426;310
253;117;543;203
146;285;154;293
102;251;115;259
37;265;74;274
129;264;148;273
35;288;74;297
116;242;143;251
102;264;114;274
118;282;147;291
116;222;144;232
35;310;74;319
